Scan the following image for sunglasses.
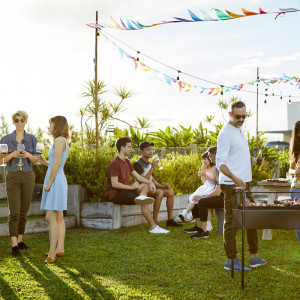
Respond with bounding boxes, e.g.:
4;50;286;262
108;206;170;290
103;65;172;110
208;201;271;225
232;114;247;120
14;118;25;123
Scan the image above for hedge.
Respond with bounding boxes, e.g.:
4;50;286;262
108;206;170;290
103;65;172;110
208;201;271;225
34;143;278;202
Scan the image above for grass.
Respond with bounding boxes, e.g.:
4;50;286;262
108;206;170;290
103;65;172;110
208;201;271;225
0;199;7;205
0;216;299;300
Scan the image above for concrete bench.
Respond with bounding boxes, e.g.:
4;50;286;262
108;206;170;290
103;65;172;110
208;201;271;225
81;195;225;235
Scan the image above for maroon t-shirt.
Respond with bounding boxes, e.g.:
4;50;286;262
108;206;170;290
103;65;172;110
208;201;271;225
107;156;134;200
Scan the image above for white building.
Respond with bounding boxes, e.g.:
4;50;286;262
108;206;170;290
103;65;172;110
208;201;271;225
263;101;300;143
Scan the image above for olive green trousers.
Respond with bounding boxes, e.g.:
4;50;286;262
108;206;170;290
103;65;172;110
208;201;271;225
6;171;35;237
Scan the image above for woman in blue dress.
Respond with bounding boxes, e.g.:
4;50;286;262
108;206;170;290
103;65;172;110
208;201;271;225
40;116;69;263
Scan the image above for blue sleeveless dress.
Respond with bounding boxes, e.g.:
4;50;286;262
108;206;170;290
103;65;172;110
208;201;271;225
40;137;69;211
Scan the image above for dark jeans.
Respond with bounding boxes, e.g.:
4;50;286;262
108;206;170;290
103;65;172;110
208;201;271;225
110;189;138;205
6;171;35;237
220;184;258;259
198;194;224;222
191;195;223;219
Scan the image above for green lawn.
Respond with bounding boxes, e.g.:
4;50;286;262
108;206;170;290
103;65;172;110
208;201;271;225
0;216;299;300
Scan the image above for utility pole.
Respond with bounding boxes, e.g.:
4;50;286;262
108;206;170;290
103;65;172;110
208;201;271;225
94;11;99;152
255;66;259;155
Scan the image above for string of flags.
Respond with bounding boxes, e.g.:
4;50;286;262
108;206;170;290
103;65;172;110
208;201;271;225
87;7;300;31
100;32;300;96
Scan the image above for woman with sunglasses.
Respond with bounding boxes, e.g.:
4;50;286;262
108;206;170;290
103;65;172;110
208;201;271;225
289;120;300;246
39;116;70;264
0;111;38;256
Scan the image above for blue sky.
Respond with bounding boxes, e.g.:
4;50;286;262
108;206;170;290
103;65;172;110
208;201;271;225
1;0;300;139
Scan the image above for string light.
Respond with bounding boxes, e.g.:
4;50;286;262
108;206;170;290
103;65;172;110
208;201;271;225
101;30;300;99
289;95;292;104
264;86;268;104
137;51;140;61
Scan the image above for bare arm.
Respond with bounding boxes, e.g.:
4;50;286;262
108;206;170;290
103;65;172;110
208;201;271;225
44;138;65;192
2;151;22;163
111;176;138;190
152;177;164;189
219;164;246;188
143;159;159;180
131;170;151;184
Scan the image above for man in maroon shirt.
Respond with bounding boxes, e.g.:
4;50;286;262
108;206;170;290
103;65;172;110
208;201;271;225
107;137;169;234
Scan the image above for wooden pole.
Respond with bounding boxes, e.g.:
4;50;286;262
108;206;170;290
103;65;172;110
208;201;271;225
256;67;259;153
94;11;99;152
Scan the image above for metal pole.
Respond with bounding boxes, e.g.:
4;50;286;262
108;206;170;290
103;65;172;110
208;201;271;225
241;189;245;290
231;191;235;279
256;67;259;152
94;11;99;153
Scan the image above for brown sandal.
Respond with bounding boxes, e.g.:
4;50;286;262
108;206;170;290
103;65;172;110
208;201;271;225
45;257;56;264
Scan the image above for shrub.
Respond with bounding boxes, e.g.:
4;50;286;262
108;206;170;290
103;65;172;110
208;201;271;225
138;152;203;195
33;144;289;202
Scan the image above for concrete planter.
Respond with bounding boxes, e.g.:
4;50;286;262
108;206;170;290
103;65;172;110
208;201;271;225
0;216;76;237
0;184;85;236
81;194;189;230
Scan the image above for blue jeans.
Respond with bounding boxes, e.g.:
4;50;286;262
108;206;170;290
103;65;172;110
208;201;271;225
290;187;300;245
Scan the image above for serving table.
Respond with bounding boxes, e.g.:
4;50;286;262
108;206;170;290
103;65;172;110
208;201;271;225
257;180;291;240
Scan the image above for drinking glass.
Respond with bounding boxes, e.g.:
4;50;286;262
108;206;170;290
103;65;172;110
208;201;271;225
36;142;44;165
0;144;8;167
17;144;25;167
153;154;164;171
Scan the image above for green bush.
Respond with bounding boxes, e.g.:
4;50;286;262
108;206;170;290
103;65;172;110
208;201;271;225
34;143;117;202
33;144;289;202
143;152;203;195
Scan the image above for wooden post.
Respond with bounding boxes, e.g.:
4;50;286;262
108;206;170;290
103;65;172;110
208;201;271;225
94;11;99;152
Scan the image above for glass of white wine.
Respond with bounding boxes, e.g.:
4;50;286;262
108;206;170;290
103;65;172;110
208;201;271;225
153;154;164;171
17;144;25;167
36;142;44;165
0;144;8;167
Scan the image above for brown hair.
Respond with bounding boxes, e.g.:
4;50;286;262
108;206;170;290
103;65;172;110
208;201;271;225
208;145;217;156
231;100;246;111
290;120;300;165
116;137;131;153
49;116;70;142
201;151;208;159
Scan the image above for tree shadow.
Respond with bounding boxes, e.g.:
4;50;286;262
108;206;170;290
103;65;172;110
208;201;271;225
0;273;19;300
18;257;86;299
57;265;116;299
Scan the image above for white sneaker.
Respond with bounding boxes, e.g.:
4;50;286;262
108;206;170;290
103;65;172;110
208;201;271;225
179;210;193;222
178;211;187;222
186;211;194;222
149;225;169;234
207;222;213;232
134;195;155;204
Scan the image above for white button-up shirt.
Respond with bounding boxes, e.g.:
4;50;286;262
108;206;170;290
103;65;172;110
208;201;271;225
216;123;252;185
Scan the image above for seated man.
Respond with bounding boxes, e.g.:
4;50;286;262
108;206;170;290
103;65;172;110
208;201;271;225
107;137;169;234
133;141;182;227
183;146;224;238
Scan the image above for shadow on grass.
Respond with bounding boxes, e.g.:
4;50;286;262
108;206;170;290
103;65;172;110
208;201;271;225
0;273;19;300
57;265;116;299
18;257;87;299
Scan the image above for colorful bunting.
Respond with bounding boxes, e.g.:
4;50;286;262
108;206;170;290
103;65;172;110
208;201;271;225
87;7;300;31
101;33;300;96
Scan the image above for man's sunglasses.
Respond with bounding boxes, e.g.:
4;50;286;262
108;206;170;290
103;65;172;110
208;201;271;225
232;114;248;120
14;118;25;123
